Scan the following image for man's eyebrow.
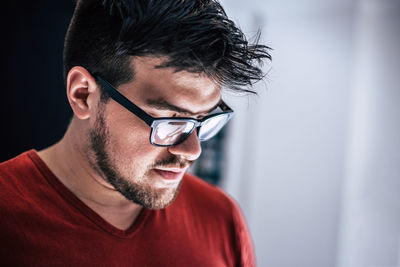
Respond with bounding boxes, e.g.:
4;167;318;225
145;98;221;116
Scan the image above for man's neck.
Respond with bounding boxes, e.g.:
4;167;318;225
37;125;143;231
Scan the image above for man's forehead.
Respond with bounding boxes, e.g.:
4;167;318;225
128;56;222;115
131;56;218;86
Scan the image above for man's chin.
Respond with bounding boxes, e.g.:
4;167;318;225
116;181;182;210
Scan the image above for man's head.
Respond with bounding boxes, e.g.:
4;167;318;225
64;0;270;93
63;0;270;209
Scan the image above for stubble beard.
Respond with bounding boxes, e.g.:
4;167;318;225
87;107;185;209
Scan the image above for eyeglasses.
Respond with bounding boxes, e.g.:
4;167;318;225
95;76;234;147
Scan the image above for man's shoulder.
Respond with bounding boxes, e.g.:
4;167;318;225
0;150;38;181
0;150;42;204
181;172;232;200
176;172;237;217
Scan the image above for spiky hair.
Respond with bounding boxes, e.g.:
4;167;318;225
64;0;271;94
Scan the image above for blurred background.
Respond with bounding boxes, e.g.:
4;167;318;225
2;0;400;266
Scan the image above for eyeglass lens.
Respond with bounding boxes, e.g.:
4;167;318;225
152;121;195;146
151;114;230;146
198;114;230;141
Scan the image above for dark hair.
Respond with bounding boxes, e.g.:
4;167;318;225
64;0;271;95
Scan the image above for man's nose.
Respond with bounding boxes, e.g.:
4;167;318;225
167;131;202;162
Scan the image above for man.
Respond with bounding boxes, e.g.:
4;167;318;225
0;0;270;266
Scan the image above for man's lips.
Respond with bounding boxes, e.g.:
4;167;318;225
153;167;186;180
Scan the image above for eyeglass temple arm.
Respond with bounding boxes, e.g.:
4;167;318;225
219;100;233;112
95;76;154;126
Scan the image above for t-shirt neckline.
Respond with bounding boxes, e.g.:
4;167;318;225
26;149;152;239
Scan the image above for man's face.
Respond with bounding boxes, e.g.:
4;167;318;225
85;57;221;209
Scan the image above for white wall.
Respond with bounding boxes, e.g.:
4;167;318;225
337;0;400;266
220;0;400;266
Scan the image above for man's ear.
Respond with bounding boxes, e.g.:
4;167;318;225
66;66;99;120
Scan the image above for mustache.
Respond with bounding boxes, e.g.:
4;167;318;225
152;156;193;169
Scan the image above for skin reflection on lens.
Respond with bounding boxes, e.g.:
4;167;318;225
154;121;194;145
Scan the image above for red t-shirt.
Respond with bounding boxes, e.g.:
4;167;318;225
0;150;255;266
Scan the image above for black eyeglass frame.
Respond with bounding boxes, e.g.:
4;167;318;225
95;75;234;147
